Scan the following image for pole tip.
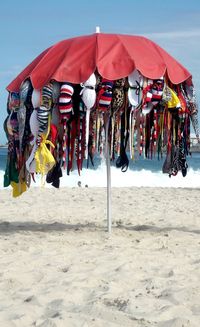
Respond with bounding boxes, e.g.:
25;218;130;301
96;26;100;33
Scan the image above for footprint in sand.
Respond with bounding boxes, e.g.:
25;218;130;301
44;299;63;319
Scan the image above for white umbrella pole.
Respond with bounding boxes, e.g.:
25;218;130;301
105;115;111;233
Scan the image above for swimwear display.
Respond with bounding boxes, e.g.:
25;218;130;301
3;33;199;197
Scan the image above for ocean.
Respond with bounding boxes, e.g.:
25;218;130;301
0;147;200;189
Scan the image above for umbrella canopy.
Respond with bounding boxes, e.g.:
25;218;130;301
7;33;191;92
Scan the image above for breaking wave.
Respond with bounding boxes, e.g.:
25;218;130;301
1;153;200;189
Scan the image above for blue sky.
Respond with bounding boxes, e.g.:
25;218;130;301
1;0;200;144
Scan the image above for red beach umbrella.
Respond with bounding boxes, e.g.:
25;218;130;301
5;30;197;233
7;32;191;93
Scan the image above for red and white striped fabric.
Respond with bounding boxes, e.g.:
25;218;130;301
142;77;164;115
97;79;114;112
144;79;154;103
58;83;74;117
143;78;164;103
151;78;164;104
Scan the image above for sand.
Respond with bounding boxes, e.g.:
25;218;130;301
0;186;200;326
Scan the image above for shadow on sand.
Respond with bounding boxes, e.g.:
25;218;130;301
116;224;200;235
0;221;200;235
0;221;99;234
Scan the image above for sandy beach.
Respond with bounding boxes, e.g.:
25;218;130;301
0;186;200;326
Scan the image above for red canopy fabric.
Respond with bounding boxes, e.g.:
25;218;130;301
7;33;192;92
